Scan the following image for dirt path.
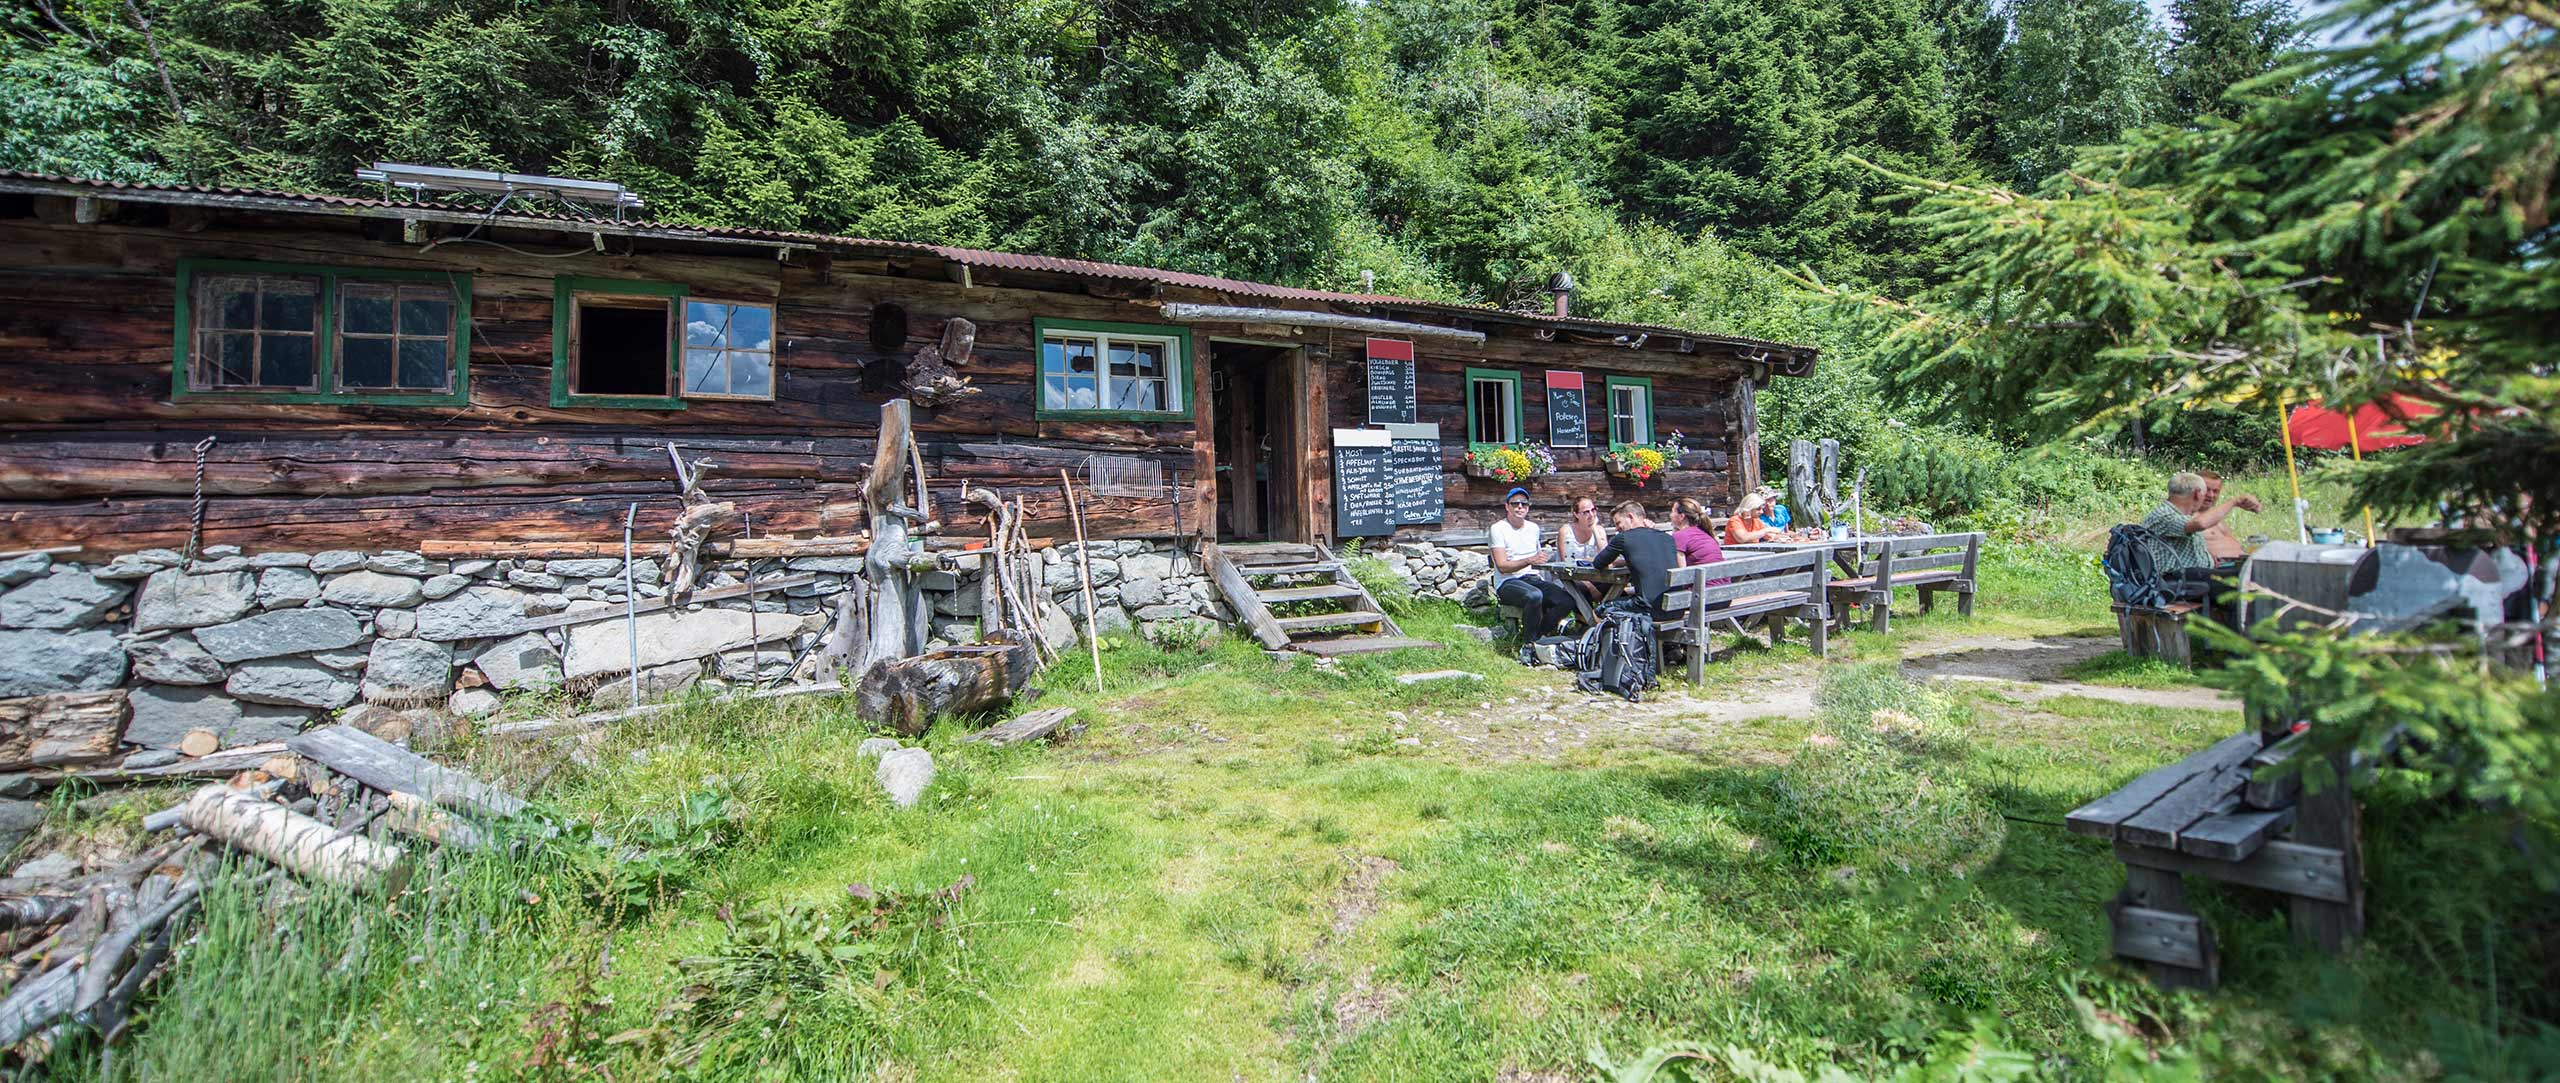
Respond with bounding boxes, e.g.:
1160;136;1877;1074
1392;629;2233;762
1896;634;2238;712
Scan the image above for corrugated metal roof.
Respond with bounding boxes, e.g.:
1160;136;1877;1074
0;171;1815;364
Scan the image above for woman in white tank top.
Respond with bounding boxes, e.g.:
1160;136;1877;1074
1557;496;1609;565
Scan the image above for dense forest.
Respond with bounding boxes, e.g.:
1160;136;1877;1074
1;0;2300;461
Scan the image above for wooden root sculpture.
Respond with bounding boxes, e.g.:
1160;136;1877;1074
905;317;981;408
661;443;738;600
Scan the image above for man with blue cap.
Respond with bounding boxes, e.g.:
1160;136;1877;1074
1488;486;1578;640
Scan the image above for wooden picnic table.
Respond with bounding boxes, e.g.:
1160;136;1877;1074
1548;563;1626;627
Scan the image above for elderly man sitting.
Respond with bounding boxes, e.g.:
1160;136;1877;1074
2145;472;2260;603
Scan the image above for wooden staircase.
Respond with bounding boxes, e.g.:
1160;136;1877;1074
1205;541;1436;656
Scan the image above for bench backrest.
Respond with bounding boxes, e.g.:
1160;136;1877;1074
1659;547;1828;615
1851;532;1982;582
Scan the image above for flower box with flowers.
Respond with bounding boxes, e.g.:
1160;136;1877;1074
1463;442;1557;484
1601;433;1689;487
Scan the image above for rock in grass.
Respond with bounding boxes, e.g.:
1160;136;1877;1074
876;748;935;809
856;737;902;759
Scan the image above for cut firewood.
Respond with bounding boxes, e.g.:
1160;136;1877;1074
178;729;220;758
179;785;412;895
0;690;128;772
286;725;526;821
854;641;1037;737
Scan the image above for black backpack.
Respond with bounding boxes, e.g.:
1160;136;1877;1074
1573;602;1659;702
2103;524;2171;607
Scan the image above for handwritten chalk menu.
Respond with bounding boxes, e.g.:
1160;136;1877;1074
1332;424;1445;536
1332;428;1396;536
1545;370;1588;448
1385;422;1445;526
1364;338;1418;425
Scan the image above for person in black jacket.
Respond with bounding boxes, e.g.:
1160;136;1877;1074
1590;501;1679;610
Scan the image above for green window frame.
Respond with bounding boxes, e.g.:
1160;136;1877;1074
173;259;473;406
1465;367;1522;445
1032;318;1193;421
1605;375;1654;447
552;277;690;410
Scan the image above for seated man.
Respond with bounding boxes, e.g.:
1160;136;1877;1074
1489;486;1579;640
2144;472;2259;607
2196;470;2252;566
1590;501;1679;611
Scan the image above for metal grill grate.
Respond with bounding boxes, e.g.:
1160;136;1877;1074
1086;454;1163;498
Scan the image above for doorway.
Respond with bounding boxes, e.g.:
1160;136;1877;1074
1210;341;1305;542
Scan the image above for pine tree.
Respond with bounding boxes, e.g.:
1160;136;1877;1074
1995;0;2168;184
2163;0;2303;120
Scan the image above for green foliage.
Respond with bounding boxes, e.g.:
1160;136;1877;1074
1774;664;2004;877
2162;0;2303;122
1588;1001;2203;1081
559;788;739;919
0;12;171;182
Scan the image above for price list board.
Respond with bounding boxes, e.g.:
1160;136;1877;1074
1546;370;1588;448
1363;338;1418;425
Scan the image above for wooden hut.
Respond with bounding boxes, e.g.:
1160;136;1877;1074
0;170;1814;564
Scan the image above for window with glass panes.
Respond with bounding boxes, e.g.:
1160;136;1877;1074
178;261;470;404
337;282;456;392
681;300;776;400
1606;376;1652;445
1036;322;1184;417
193;273;321;391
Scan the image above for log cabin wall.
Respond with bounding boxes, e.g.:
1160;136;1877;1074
0;205;1205;555
1317;334;1754;535
0;181;1810;558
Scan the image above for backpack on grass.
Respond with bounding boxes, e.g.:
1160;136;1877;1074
1573;603;1658;703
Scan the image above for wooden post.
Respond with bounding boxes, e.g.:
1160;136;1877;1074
1062;469;1105;689
848;400;936;688
2290;750;2365;951
2112;866;2219;989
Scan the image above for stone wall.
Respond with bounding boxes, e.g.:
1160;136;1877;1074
0;539;1226;760
1374;542;1496;606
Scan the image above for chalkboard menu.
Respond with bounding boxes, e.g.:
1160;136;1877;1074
1546;370;1588;448
1364;338;1418;425
1332;429;1395;536
1385;422;1445;526
1332;424;1445;536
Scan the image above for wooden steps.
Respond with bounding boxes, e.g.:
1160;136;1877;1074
1295;635;1439;657
1204;540;1433;655
1256;583;1367;604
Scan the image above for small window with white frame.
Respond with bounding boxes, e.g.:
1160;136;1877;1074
1606;376;1653;446
682;299;776;400
1036;320;1186;417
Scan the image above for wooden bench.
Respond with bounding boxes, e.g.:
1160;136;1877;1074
1826;532;1982;633
1658;548;1832;683
2066;730;2367;989
2112;601;2200;665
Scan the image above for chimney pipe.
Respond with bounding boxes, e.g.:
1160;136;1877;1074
1546;271;1576;318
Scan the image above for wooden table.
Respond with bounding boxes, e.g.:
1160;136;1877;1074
1548;564;1626;627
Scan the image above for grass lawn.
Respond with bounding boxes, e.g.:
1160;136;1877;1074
37;543;2558;1082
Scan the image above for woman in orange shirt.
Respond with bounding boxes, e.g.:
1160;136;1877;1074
1724;490;1782;545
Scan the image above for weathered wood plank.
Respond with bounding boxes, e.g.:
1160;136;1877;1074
966;706;1078;747
2178;805;2294;861
2111;904;2210;970
2114;838;2352;903
0;690;127;771
286;725;526;820
2066;733;2261;837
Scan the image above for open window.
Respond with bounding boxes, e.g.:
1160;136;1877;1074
175;260;471;405
1033;318;1189;420
554;278;679;407
1605;375;1653;446
1465;367;1521;445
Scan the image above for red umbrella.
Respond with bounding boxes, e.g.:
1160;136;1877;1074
2285;393;2438;451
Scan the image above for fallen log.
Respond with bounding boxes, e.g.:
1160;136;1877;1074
854;641;1037;737
0;960;75;1047
966;706;1078;748
179;785;412;895
0;691;128;772
286;726;526;821
382;791;484;850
